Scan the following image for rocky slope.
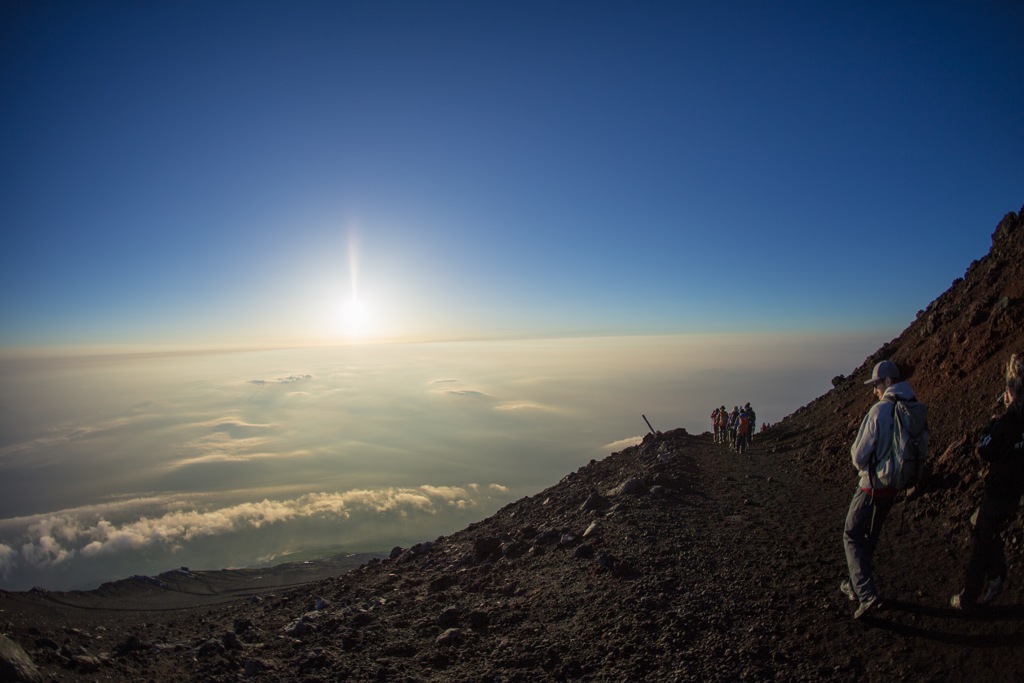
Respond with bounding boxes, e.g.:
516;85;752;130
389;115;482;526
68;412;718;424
771;206;1024;561
1;206;1022;682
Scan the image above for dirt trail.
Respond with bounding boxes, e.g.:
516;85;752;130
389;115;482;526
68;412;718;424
695;433;1024;682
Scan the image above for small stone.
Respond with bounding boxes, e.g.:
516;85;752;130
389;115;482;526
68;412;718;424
222;631;243;651
610;477;647;496
196;639;225;658
580;493;609;513
438;606;461;628
435;628;462;646
284;615;316;637
574;544;595;560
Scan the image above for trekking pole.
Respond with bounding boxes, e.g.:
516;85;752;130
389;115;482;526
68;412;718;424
642;414;657;435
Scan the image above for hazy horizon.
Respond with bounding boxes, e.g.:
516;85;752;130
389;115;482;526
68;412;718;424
0;332;882;591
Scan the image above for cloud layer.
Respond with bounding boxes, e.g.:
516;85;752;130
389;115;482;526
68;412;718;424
0;334;881;589
0;484;510;586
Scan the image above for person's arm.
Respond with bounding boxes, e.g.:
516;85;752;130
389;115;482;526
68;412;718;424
850;405;880;472
977;414;1014;464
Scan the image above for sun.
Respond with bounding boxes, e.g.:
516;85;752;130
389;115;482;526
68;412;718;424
341;296;370;337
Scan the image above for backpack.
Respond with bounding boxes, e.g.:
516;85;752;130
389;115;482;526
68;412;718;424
738;413;751;435
872;397;929;490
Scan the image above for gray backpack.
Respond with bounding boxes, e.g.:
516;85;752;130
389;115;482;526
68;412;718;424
872;397;929;490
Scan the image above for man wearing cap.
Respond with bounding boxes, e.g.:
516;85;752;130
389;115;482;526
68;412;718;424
840;359;919;619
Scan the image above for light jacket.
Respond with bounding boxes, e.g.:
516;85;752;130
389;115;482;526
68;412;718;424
850;381;917;491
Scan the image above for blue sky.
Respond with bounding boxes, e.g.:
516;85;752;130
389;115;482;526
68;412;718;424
2;1;1022;351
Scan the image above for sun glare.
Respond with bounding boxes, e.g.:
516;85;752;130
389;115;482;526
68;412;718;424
341;297;370;337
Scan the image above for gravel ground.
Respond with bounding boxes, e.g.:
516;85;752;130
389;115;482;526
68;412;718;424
2;429;1022;682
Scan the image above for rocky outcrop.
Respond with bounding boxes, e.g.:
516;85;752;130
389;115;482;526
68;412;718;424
0;635;42;683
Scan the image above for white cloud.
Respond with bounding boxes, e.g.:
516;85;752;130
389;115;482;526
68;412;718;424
493;401;561;413
603;435;644;452
427;379;489;399
2;484;511;569
21;534;74;567
0;415;142;459
194;417;274;434
0;543;16;578
162;416;296;468
248;374;313;385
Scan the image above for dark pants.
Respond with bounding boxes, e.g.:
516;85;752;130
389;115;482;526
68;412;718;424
962;491;1021;602
844;488;896;602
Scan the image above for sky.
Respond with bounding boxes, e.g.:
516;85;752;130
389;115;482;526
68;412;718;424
0;1;1023;591
1;1;1021;351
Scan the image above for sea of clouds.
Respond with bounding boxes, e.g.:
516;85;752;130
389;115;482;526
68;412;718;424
0;334;880;590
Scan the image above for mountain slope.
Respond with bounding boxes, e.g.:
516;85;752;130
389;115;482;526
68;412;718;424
770;205;1024;535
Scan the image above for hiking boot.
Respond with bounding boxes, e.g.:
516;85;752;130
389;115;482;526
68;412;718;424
839;579;856;602
950;592;972;610
853;595;882;620
980;576;1004;605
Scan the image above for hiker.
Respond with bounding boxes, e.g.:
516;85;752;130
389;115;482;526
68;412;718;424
711;406;724;443
728;406;740;449
951;352;1024;610
736;408;752;454
840;360;919;619
716;406;728;443
745;402;757;439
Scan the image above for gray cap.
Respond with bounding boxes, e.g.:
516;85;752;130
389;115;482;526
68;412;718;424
865;360;900;385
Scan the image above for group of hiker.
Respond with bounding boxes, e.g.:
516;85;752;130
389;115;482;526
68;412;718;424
710;403;756;454
841;355;1024;620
